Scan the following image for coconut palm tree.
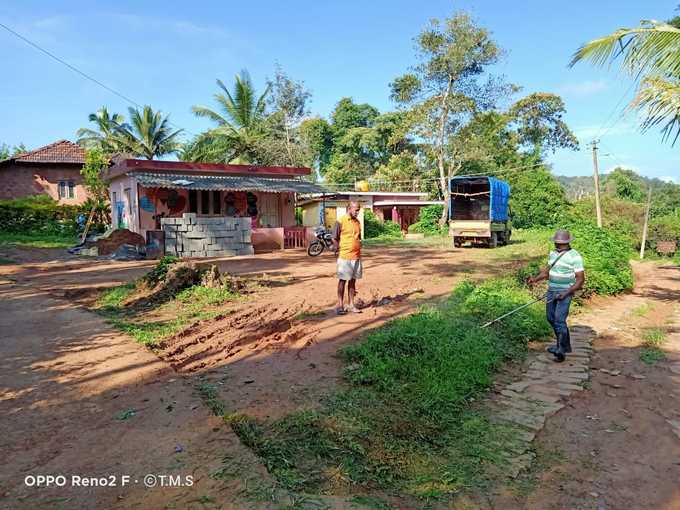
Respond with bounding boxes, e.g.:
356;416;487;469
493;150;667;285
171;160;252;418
76;107;129;153
116;106;184;159
570;20;680;144
190;70;271;163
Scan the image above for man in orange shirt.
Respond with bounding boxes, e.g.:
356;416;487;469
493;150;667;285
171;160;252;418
332;201;363;315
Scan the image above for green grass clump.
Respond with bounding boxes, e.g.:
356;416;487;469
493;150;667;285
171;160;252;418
642;327;666;346
640;347;665;364
639;327;668;365
98;283;136;310
142;255;179;286
228;277;548;499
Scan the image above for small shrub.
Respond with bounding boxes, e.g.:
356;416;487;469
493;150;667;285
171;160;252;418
143;255;179;286
364;209;402;239
409;204;447;236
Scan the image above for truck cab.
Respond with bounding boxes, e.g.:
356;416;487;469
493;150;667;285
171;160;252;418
449;175;511;248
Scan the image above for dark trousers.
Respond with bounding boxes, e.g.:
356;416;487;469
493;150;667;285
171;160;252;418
546;290;572;353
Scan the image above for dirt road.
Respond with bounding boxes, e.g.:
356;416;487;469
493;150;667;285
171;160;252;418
2;242;679;509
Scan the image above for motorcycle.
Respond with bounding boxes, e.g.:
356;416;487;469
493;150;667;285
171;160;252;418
307;226;335;256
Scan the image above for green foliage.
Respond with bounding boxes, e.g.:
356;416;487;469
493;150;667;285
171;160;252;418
0;195;82;236
363;210;402;239
231;277;549;497
409;204;447;235
502;166;569;228
142;255;179;286
566;223;634;295
568;196;645;249
0;142;28;161
603;168;646;202
649;214;680;248
640;327;667;364
674;249;680;266
509;93;579;156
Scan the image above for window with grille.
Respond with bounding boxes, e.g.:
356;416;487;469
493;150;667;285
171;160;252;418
58;181;75;199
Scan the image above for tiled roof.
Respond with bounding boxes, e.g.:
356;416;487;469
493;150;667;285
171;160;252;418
12;140;86;164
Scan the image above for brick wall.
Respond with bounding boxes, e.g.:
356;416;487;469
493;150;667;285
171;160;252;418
0;163;89;204
161;213;254;258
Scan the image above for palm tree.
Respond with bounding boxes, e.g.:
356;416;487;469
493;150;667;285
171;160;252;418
570;20;680;144
76;107;128;153
116;106;184;159
190;70;271;163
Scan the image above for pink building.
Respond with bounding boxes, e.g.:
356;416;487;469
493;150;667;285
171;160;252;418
105;158;327;255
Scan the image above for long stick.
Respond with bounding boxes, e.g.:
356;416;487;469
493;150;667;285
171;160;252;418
482;294;548;328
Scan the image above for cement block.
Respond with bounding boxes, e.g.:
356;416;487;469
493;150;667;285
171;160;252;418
184;231;207;239
236;245;255;256
240;231;252;243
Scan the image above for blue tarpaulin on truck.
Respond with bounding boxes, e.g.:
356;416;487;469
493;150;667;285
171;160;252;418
449;176;511;222
488;177;510;221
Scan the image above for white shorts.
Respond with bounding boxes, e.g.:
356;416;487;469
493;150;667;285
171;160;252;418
337;258;363;280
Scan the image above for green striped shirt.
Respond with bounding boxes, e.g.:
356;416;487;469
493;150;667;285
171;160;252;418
548;249;584;291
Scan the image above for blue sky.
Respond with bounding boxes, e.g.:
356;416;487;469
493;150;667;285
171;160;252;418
0;0;677;181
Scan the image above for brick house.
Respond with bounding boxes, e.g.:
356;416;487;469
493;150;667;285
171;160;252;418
0;140;89;204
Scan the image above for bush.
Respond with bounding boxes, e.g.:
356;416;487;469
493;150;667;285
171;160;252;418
568;196;644;250
409;204;447;236
648;214;680;249
363;209;402;239
504;167;568;229
0;195;82;235
566;223;634;296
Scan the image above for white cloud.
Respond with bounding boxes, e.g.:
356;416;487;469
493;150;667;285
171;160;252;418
558;80;608;97
660;175;678;183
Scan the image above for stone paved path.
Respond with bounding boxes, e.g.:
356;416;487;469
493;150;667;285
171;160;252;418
489;325;595;477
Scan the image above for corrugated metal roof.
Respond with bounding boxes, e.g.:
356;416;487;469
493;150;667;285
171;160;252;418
133;172;328;194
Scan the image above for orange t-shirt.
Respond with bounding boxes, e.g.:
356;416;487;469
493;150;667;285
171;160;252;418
335;215;361;260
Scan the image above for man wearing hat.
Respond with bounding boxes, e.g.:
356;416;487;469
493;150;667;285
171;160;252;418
528;229;585;362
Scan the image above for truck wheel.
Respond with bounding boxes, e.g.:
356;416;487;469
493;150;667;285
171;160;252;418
489;232;498;248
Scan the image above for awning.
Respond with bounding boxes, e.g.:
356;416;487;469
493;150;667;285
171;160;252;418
133;172;329;194
373;200;445;206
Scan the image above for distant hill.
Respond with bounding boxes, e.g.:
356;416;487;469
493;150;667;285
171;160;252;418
556;173;677;201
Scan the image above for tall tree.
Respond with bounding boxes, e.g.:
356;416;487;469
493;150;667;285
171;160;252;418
190;70;270;164
116;106;183;159
570;18;680;143
267;66;312;166
508;93;579;157
390;12;503;223
76;107;128;153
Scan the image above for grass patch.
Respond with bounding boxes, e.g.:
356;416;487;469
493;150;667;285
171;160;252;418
639;327;668;365
197;382;227;416
228;277;550;501
640;348;666;364
0;231;76;248
642;327;666;346
632;303;653;317
95;260;240;346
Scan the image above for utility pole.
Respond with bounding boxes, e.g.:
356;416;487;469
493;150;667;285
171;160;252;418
639;187;652;260
590;140;603;228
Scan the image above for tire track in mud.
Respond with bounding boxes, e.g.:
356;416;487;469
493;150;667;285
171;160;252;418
156;302;319;372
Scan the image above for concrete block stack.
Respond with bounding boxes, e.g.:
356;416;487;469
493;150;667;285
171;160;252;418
161;213;254;258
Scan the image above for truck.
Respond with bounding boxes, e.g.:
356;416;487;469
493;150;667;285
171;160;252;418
449;175;511;248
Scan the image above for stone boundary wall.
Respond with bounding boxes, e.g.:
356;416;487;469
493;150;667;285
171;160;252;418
161;213;254;258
